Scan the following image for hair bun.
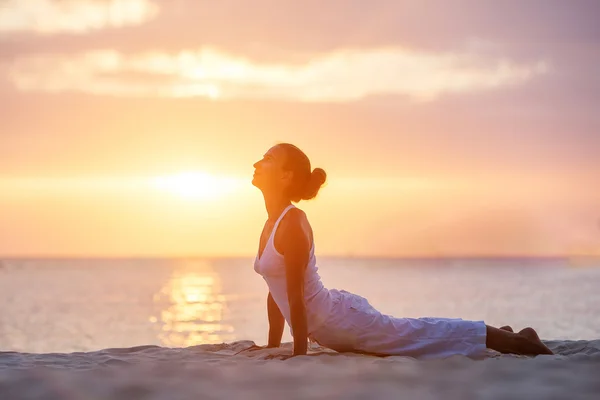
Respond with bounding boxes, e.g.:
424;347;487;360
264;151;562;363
302;168;327;200
311;168;327;186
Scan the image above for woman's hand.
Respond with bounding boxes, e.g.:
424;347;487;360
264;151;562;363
265;353;295;361
247;344;279;352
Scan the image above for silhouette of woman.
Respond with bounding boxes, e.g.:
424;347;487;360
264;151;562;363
252;143;553;359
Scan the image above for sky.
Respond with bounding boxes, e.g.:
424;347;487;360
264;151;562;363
1;0;599;258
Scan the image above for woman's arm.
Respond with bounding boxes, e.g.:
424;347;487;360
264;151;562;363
282;209;310;356
267;291;285;347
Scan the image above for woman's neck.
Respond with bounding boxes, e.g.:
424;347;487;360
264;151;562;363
263;193;292;222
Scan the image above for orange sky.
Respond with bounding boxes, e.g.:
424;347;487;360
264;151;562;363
1;0;599;257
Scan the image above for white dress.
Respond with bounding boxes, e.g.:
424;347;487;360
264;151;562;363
254;205;488;359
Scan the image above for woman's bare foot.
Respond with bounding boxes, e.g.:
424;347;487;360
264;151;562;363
518;327;538;340
518;327;554;355
486;325;554;356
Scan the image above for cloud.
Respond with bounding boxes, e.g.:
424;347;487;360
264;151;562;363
0;0;158;35
6;47;548;102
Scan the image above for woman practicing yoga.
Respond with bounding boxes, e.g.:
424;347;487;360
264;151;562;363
252;143;554;359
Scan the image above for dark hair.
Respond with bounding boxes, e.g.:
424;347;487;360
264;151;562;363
279;143;327;202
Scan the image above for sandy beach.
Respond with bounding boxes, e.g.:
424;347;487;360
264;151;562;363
1;339;598;399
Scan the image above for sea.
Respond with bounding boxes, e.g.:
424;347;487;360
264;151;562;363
1;257;599;354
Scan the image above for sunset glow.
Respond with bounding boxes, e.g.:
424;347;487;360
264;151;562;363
1;1;599;258
150;172;241;200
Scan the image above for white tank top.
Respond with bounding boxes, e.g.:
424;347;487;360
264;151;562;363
254;205;333;334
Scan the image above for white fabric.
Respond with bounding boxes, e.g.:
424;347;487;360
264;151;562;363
309;290;488;359
254;205;488;359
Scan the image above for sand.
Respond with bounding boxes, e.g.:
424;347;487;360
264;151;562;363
1;340;599;399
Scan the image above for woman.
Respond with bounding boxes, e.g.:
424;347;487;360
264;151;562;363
252;143;553;359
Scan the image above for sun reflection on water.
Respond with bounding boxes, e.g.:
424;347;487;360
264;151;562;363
152;260;235;347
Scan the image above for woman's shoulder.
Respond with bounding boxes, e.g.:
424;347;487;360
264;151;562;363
285;206;308;226
276;206;313;245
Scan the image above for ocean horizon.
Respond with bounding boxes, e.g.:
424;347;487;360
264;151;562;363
1;256;599;354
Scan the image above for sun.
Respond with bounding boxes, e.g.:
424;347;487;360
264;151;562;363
150;171;239;200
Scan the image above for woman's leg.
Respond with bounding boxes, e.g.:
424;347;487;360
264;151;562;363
486;325;553;355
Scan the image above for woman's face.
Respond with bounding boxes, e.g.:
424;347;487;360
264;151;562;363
252;145;291;194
